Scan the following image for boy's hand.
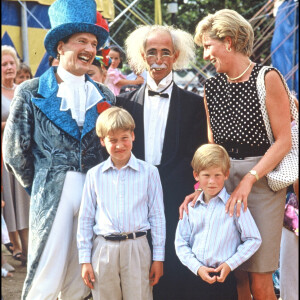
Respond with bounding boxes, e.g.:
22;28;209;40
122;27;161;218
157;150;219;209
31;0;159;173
81;263;95;289
179;190;201;219
149;261;163;286
214;262;231;282
197;266;217;284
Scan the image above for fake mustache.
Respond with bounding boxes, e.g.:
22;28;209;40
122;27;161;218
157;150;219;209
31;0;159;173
150;63;167;69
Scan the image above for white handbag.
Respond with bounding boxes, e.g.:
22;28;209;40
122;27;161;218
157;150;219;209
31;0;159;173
257;66;299;192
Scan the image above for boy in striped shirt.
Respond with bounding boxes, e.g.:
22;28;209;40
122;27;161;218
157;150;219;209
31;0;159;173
175;144;261;300
77;107;166;300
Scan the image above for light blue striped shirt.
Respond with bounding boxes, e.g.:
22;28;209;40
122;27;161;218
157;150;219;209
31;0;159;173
175;187;261;275
77;153;166;263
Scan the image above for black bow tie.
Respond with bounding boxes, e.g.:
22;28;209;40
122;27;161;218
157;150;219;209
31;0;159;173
148;90;169;98
147;80;173;99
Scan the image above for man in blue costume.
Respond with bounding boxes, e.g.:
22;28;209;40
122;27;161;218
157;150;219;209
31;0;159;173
2;0;114;299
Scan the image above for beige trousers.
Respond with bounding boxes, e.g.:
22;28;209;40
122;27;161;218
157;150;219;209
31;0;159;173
91;235;153;300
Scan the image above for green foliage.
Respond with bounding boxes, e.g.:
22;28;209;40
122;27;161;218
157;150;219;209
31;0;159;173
110;0;274;70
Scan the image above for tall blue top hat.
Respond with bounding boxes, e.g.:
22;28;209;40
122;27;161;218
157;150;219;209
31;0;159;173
44;0;109;58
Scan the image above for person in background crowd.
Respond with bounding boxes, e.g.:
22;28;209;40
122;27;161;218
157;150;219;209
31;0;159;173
279;97;299;300
180;9;292;300
2;0;114;299
279;178;299;300
14;62;33;85
116;24;208;300
87;47;111;84
1;200;15;277
1;45;30;267
106;45;144;95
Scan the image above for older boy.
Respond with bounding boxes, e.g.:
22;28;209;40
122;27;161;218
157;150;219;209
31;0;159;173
175;144;261;300
77;107;166;300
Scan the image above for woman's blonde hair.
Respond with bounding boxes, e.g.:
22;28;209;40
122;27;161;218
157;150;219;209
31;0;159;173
125;25;196;74
194;9;254;56
1;45;20;69
191;144;230;175
96;107;135;138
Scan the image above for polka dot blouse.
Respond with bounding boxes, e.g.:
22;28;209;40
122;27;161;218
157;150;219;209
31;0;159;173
205;64;271;157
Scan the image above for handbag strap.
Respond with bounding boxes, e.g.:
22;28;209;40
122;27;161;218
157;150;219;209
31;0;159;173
257;66;299;144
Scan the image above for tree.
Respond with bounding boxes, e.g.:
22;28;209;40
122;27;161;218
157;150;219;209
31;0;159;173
110;0;274;74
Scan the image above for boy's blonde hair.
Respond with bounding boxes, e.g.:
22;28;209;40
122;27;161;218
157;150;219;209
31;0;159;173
194;9;254;56
96;107;135;138
191;144;230;175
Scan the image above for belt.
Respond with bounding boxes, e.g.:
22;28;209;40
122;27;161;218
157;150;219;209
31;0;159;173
103;232;146;241
221;143;269;160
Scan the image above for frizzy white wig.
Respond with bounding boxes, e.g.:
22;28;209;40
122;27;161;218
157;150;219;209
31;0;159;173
125;25;196;74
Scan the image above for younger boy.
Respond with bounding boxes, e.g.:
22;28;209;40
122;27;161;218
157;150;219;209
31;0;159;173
175;144;261;300
77;107;166;300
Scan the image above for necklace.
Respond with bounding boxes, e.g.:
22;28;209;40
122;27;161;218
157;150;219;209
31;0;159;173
1;83;16;91
225;60;252;81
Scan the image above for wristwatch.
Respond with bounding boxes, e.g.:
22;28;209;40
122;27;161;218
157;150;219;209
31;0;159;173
249;169;259;181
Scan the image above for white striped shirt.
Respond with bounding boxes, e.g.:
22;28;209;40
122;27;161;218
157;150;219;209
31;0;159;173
175;187;261;275
77;153;166;263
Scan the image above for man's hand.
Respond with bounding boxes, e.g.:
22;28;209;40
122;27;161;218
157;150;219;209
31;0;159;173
179;190;201;219
197;266;217;284
81;263;95;289
214;262;231;283
149;261;163;286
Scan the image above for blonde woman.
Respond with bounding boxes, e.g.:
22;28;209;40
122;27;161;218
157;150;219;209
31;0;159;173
181;9;292;300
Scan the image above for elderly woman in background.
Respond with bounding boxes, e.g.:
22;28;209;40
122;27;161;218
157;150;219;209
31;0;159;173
1;45;30;265
181;9;292;300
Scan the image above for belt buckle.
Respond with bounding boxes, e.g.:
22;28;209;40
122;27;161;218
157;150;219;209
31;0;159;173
230;147;239;154
121;233;128;239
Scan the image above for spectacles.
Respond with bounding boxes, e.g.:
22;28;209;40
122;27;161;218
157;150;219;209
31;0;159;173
145;50;174;60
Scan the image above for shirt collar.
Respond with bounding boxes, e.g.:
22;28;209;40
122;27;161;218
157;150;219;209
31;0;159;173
102;152;140;172
195;186;229;206
146;71;173;92
57;65;85;85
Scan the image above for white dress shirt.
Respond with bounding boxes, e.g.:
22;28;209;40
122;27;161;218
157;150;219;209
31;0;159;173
144;71;173;165
175;187;262;275
77;153;166;263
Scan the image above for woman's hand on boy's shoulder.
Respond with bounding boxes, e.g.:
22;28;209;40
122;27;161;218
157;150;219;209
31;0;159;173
225;175;253;217
149;261;163;286
179;190;201;219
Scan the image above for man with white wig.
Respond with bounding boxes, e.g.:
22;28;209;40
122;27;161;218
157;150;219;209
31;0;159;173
116;25;208;300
